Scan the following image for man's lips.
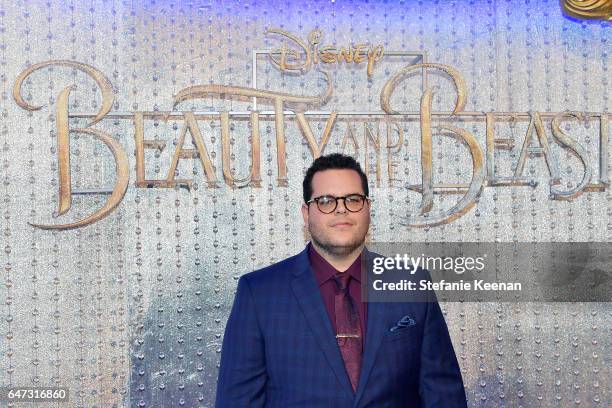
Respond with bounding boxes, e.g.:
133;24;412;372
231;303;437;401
330;222;354;228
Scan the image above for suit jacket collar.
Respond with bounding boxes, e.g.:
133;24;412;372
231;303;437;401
353;247;388;407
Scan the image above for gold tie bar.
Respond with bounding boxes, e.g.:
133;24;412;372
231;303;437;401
336;333;360;338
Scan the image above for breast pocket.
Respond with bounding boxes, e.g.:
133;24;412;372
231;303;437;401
384;327;416;342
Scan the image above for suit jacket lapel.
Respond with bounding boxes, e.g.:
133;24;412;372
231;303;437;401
290;248;355;400
353;300;387;406
353;247;388;406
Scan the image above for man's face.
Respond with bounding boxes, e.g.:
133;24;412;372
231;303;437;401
301;169;370;256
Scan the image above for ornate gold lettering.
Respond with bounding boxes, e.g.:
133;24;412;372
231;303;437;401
134;112;168;188
600;113;609;185
266;29;384;76
13;60;113;126
29;128;129;230
337;47;354;64
485;112;496;184
419;89;434;214
250;112;262;188
166;112;218;189
484;113;517;185
221;111;261;187
561;0;612;20
12;56;611;231
308;29;322;65
172;78;332;187
13;60;124;230
172;78;332;112
341;123;360;155
266;28;311;72
273;98;288;186
386;121;403;185
364;122;382;187
55;85;73;216
383;62;484;226
513;112;561;185
367;45;384;78
319;46;338;63
550;112;593;200
403;125;485;227
380;63;466;115
14;61;115;215
296;112;337;158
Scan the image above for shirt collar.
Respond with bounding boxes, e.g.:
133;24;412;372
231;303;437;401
307;241;362;286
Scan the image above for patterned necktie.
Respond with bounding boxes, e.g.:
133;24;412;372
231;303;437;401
333;272;362;392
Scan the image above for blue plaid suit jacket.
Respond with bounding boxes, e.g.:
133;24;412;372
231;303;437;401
216;246;467;407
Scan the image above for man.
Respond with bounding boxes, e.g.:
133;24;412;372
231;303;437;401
216;153;467;407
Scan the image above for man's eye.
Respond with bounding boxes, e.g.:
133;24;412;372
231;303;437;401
318;196;334;204
346;195;361;203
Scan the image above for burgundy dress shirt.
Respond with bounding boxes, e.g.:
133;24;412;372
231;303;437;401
308;242;367;349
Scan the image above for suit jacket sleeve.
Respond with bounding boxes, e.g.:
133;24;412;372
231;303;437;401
215;275;267;407
419;279;468;407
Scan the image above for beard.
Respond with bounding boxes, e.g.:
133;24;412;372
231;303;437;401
308;219;368;257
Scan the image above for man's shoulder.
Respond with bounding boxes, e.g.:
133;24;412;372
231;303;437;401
240;250;305;287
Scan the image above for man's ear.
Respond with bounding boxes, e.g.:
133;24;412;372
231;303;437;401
301;203;311;242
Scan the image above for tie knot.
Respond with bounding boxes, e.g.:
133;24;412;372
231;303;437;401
333;272;351;292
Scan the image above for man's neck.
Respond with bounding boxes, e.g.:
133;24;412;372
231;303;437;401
311;241;364;272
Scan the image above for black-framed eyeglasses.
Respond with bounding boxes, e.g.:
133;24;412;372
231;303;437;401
306;194;369;214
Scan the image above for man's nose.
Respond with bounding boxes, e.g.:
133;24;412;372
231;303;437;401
335;198;348;213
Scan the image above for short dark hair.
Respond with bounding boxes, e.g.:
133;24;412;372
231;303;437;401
302;153;369;202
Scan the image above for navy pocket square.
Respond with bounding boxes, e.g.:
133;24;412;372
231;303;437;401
389;315;416;332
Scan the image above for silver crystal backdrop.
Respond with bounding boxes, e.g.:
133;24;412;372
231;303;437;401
0;0;610;407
